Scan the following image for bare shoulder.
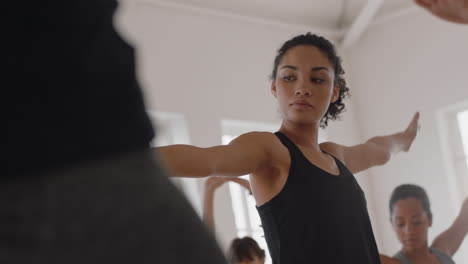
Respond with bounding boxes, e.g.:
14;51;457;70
319;141;346;163
231;131;280;149
234;131;282;156
235;131;289;169
233;131;277;141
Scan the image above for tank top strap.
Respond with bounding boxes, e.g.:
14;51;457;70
393;249;454;264
392;251;411;264
320;148;353;178
274;132;352;178
274;132;302;162
430;248;455;264
274;132;299;152
273;131;301;182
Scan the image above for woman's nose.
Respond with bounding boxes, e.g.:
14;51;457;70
295;89;310;96
295;83;311;96
403;225;415;235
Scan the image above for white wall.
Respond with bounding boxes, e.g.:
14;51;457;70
346;10;468;262
116;2;468;262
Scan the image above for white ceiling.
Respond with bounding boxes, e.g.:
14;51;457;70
127;0;417;47
165;0;361;30
136;0;415;28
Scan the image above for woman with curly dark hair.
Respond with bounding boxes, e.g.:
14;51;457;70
157;33;420;263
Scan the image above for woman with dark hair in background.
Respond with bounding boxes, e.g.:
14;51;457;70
380;184;468;264
379;2;468;262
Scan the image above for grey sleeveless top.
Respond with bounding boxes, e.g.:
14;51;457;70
393;248;455;264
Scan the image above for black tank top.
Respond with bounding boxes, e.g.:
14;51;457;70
256;132;381;264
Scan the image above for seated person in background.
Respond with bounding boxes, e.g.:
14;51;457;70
380;184;468;264
204;177;266;264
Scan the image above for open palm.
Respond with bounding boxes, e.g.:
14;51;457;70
414;0;468;24
402;112;420;152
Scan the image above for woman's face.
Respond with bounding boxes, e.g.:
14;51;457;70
271;45;338;127
391;198;432;251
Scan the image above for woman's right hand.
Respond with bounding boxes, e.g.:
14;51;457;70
414;0;468;24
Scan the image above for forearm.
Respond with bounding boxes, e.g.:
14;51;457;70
203;188;216;233
156;145;214;177
432;226;467;256
448;201;468;252
367;111;419;163
432;200;468;255
364;133;405;165
367;132;408;154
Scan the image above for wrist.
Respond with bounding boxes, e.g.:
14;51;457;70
397;131;409;151
204;188;216;199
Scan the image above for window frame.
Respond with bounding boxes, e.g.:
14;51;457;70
436;101;468;207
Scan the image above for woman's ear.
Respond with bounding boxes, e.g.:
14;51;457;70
330;85;339;103
271;81;277;98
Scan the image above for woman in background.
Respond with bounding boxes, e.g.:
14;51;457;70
380;184;468;264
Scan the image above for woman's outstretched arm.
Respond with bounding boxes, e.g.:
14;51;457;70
203;177;228;233
155;132;273;178
431;197;468;256
321;112;420;174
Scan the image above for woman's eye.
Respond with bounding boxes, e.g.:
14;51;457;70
396;223;405;228
413;221;422;226
311;78;324;84
282;75;295;81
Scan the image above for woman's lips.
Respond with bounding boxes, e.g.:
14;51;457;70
291;100;312;108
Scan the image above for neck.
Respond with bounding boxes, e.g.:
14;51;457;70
278;119;321;150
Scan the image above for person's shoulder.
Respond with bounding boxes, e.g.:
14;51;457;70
235;131;284;156
236;131;278;143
